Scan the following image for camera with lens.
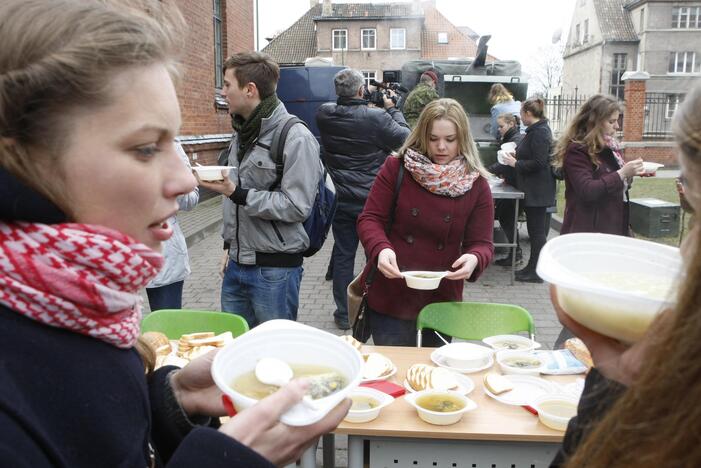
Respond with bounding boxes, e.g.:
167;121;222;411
363;70;409;107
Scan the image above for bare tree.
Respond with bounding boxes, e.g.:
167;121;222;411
526;42;564;97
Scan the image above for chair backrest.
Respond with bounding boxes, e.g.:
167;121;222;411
141;309;249;339
416;302;535;343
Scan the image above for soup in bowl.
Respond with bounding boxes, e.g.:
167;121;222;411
405;389;477;425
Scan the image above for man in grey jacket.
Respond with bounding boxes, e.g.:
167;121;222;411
197;52;322;328
316;68;410;329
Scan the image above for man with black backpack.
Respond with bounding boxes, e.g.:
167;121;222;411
196;52;324;328
316;68;410;330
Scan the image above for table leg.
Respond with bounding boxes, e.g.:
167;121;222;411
510;198;520;285
299;439;318;468
322;433;335;468
347;435;364;468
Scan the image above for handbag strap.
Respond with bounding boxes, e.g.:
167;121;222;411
365;162;405;287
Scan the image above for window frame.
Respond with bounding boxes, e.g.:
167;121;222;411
390;28;406;50
361;70;377;87
332;29;348;51
672;6;701;28
213;0;224;89
437;32;449;44
583;19;589;42
361;28;377;50
665;94;685;119
668;51;699;74
609;53;627;100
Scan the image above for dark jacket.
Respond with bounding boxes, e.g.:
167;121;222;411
488;126;523;187
550;369;627;467
514;119;556;207
0;168;273;468
316;98;410;204
357;156;494;321
560;143;630;235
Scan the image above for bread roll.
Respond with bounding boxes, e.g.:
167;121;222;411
565;338;593;369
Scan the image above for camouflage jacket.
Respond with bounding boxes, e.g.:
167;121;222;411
402;83;439;128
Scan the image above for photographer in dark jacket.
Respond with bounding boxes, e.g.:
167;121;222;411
316;68;410;329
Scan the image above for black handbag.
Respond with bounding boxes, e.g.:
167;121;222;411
351;164;404;343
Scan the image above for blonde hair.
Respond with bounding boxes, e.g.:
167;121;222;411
0;0;184;213
397;98;489;178
562;85;701;467
488;83;514;105
553;94;622;170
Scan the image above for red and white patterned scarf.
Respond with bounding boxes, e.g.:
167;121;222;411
0;222;163;348
403;148;480;197
604;134;625;168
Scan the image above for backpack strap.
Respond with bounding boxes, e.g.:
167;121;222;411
267;116;307;191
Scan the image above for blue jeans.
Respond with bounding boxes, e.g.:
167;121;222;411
220;261;303;329
146;281;184;311
331;201;365;323
368;308;449;347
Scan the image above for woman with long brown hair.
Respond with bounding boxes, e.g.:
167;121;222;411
553;94;644;235
0;0;348;466
550;84;701;467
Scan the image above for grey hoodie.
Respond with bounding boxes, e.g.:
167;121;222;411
222;102;322;266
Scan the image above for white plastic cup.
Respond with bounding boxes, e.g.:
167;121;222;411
501;142;517;152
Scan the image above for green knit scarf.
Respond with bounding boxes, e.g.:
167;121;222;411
232;94;280;162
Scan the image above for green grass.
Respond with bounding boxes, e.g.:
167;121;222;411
555;177;689;246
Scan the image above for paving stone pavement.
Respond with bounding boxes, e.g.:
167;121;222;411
142;200;564;467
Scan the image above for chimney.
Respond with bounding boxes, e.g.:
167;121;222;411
322;0;332;17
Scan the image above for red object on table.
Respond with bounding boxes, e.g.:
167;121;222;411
522;405;538;416
360;380;406;397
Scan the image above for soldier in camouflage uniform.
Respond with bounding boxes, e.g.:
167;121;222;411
402;70;440;128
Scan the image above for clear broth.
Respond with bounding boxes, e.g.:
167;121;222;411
231;364;346;400
351;395;379;411
416;393;466;412
502;357;541;369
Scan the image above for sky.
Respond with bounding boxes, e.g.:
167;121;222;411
256;0;576;72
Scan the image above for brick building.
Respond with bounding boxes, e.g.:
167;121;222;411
174;0;255;166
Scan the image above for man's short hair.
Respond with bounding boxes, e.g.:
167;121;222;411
223;52;280;99
334;69;365;98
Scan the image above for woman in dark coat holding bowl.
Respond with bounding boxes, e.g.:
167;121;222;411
357;98;494;347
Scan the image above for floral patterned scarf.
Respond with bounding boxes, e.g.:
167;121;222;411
604;134;625;168
403;148;480;197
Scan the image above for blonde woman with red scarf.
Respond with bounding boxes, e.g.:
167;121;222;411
357;98;494;347
0;1;348;466
553;94;645;236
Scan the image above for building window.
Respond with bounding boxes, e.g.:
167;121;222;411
390;28;406;49
213;0;224;89
583;19;589;42
437;32;449;44
362;71;377;87
666;94;685;119
668;51;699;73
610;53;627;99
332;29;348;50
575;24;580;44
361;29;376;50
640;7;645;31
672;6;700;28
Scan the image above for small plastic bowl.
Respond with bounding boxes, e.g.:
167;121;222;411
483;334;541;351
497;150;508;165
344;387;394;423
501;142;517;152
536;233;681;343
496;350;543;376
192;165;231;181
402;271;448;290
439;343;493;369
405;389;477;425
532;394;579;431
641;162;664;175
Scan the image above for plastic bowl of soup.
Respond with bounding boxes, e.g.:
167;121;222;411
496;350;544;375
536;233;681;343
405;389;477;425
211;320;363;426
402;271;449;290
192;165;231;181
344;387;394;423
642;162;664;175
532;394;579;431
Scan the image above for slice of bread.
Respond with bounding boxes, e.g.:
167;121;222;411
484;373;513;395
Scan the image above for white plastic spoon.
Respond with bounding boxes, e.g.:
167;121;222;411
254;358;321;410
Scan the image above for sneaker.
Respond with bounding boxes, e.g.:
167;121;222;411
334;316;350;330
514;269;543;283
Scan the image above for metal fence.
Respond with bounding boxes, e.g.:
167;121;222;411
543;94;588;137
644;93;681;140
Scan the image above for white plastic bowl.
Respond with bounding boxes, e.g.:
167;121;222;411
497;150;508;165
211;320;363;426
642;162;664;174
438;343;493;369
532;393;579;431
496;350;544;376
405;389;477;425
192;165;231;181
537;233;681;343
344;387;394;423
483;334;541;351
402;271;448;290
501;142;517;152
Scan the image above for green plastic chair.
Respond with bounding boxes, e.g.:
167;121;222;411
141;309;249;339
416;302;535;347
